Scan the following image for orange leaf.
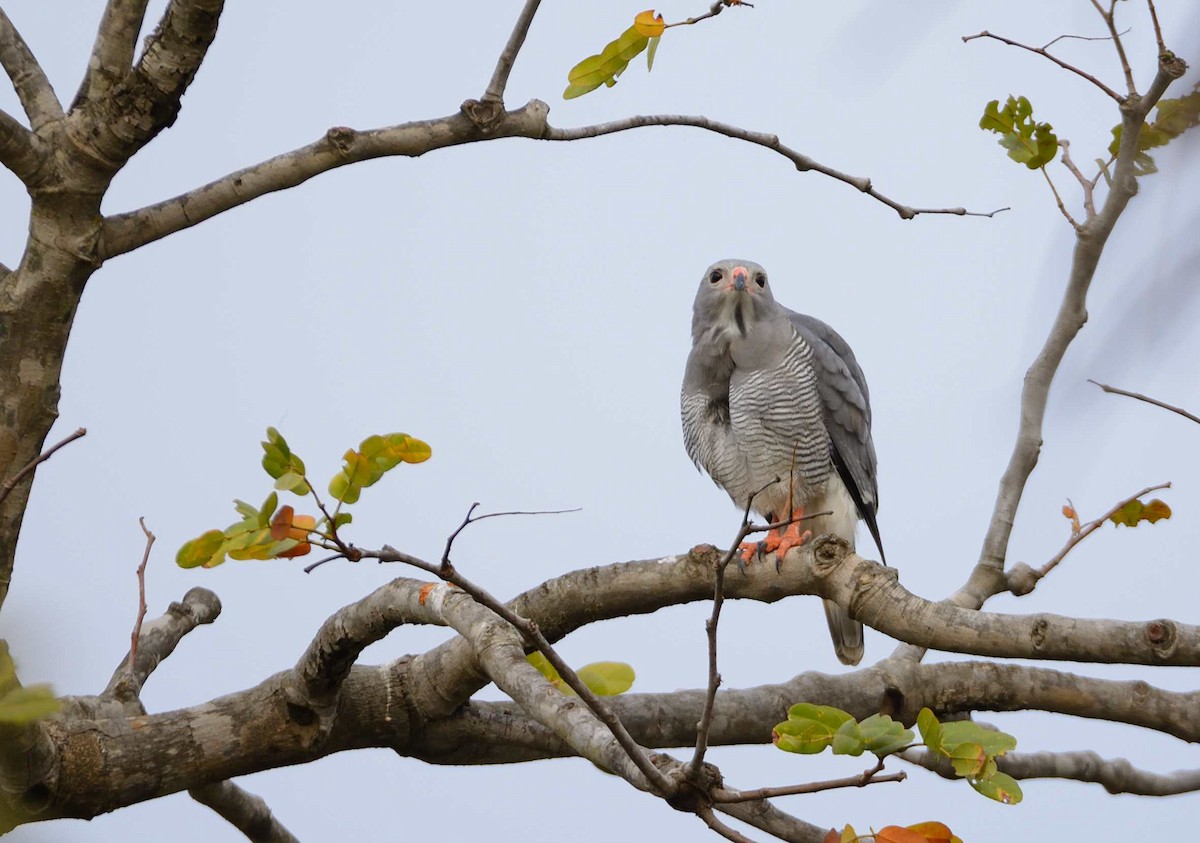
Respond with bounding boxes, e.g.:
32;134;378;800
633;9;665;38
276;540;311;559
906;821;954;843
1062;502;1080;533
270;505;296;541
823;830;840;843
876;826;929;843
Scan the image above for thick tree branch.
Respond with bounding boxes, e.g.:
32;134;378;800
73;0;153;108
0;8;62;130
100;102;1002;260
66;0;223;178
188;781;300;843
0;106;42;183
482;0;542;104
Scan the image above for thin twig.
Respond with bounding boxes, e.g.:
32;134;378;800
1089;0;1137;95
189;780;301;843
962;30;1124;103
482;0;542;103
1058;140;1097;220
1146;0;1165;55
442;502;581;566
696;804;757;843
1041;167;1082;231
127;517;156;679
1035;482;1171;580
689;478;780;780
545;116;1008;221
1043;28;1130;50
713;758;906;802
665;0;752;30
1088;380;1200;425
0;427;86;508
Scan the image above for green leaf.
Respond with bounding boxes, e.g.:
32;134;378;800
526;651;559;682
940;720;1017;757
564;23;650;99
858;713;915;757
0;684;61;724
773;704;855;754
946;741;987;778
575;662;635;696
259;491;279;526
1110;498;1172;528
970;771;1023;804
916;707;944;753
176;529;227;569
979;95;1059;169
333;512;353;529
646;34;660;70
831;718;865;756
329;434;431;504
261;427;308;488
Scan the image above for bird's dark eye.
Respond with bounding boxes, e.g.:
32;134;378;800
754;273;767;288
708;270;722;284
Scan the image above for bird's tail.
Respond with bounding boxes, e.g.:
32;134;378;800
823;599;864;666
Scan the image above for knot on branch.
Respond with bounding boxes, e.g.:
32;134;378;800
175;587;222;624
1005;562;1039;596
325;126;358;155
1160;52;1188;80
669;757;722;812
1145;619;1178;660
460;99;506;132
812;534;852;572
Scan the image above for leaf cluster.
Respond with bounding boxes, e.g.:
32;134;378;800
564;10;664;99
1109;85;1200;176
979;95;1059;169
177;427;430;569
826;820;962;843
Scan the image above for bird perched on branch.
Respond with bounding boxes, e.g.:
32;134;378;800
681;259;884;665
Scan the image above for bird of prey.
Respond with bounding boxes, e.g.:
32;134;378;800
681;259;884;665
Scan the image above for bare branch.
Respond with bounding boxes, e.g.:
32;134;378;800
0;106;43;183
1146;0;1165;55
1059;139;1097;220
126;517;155;680
482;0;542;104
1089;0;1137;95
101;101;1004;259
696;805;757;843
903;747;1200;796
188;780;300;843
0;427;86;509
0;7;63;129
103;586;222;701
1041;166;1082;230
1089;379;1200;425
73;0;153;108
544;115;1008;221
713;758;905;802
962;30;1124;103
1042;28;1131;50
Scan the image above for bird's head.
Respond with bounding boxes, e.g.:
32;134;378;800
691;259;779;344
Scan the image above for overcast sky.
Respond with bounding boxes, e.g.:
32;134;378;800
2;1;1199;841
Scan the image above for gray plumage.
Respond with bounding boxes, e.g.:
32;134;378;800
681;259;883;666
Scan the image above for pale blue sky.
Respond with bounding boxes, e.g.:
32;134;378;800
2;2;1199;841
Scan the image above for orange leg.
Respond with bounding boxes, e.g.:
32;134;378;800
737;507;811;571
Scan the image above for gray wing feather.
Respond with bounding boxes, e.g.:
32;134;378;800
786;310;884;562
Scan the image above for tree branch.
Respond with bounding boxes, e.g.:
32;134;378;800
962;30;1124;103
1088;379;1200;425
0;105;43;183
543;115;1008;220
0;7;62;130
482;0;542;104
100;101;1004;260
903;747;1200;796
188;780;300;843
0;427;86;509
73;0;153;108
965;50;1185;610
67;0;223;177
102;586;222;703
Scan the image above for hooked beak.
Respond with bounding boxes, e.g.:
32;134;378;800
728;265;749;292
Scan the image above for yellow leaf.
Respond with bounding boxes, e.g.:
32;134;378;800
633;9;665;38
